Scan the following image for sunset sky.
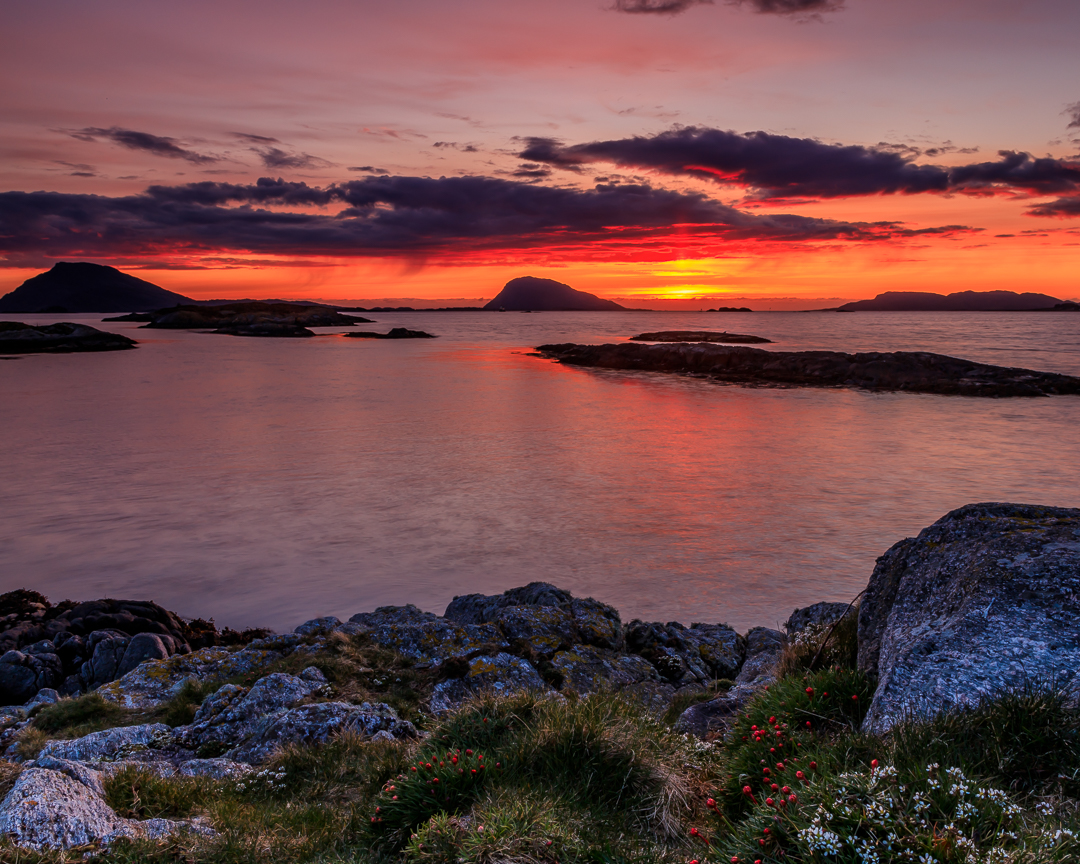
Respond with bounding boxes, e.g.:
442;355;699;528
2;0;1079;307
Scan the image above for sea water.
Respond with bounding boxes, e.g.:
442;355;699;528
2;309;1078;633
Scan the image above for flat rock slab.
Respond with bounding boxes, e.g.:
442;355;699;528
536;342;1080;397
630;331;772;344
0;322;136;354
859;502;1080;733
346;328;436;339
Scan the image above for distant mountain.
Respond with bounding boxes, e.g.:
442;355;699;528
0;262;193;313
483;276;625;311
838;290;1062;312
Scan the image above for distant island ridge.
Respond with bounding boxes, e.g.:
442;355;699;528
1;263;1077;314
837;290;1072;312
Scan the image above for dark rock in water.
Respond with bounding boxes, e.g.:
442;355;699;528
0;262;193;313
536;342;1080;397
858;503;1080;733
138;302;367;336
0;322;137;354
483;276;624;311
838;289;1063;312
1050;301;1080;311
346;328;436;339
630;331;772;344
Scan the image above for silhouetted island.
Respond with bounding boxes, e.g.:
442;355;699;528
0;262;193;313
109;302;371;337
838;290;1063;312
630;331;772;344
346;328;436;339
0;322;137;354
483;276;624;311
536;342;1080;398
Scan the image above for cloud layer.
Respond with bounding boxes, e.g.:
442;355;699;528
0;175;972;267
520;127;1080;201
71;127;218;164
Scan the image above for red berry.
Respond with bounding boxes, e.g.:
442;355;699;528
765;797;775;806
805;687;813;695
809;762;818;770
706;798;716;808
871;759;879;768
852;694;858;700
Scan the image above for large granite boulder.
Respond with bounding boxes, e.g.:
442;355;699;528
348;606;505;664
429;653;553;714
444;582;623;650
624;620;744;683
226;701;416;764
859;503;1080;733
96;643;290;709
0;649;63;704
550;645;659;695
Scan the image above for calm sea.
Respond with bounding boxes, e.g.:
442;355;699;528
2;309;1078;633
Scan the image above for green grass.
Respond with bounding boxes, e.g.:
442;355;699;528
31;693;136;737
7;636;1080;864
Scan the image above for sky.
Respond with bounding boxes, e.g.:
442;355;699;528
1;0;1079;308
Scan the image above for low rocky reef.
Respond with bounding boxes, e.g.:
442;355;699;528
3;501;1079;852
346;328;437;339
630;330;773;344
537;341;1080;397
106;302;371;338
0;322;137;354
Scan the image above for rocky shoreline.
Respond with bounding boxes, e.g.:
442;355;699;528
537;341;1080;397
0;322;137;354
3;501;1079;854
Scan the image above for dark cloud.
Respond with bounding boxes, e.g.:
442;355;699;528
250;146;333;170
732;0;843;14
1064;102;1080;130
613;0;711;14
0;174;974;266
1026;196;1080;217
613;0;840;14
232;132;280;144
347;166;389;174
72;127;218;164
521;128;1080;201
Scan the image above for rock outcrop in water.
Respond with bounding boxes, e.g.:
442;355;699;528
346;327;436;339
0;262;193;313
859;502;1080;733
111;302;371;337
630;330;772;344
536;342;1080;397
483;276;624;311
0;322;137;354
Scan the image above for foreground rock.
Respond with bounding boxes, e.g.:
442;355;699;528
0;766;212;850
859;502;1080;733
346;327;436;339
0;321;136;354
536;342;1080;397
630;331;772;344
115;302;371;337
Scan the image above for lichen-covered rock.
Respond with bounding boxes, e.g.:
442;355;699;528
178;758;255;779
444;582;623;650
294;616;342;636
625;621;744;683
96;644;288;709
734;627;785;686
0;768;125;849
550;645;659;695
101;816;215;846
492;606;577;655
349;605;439;627
181;673;328;752
784;602;852;637
39;723;175;763
350;618;504;665
226;701;416;764
31;754;106;796
429;652;553;713
859;503;1080;734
